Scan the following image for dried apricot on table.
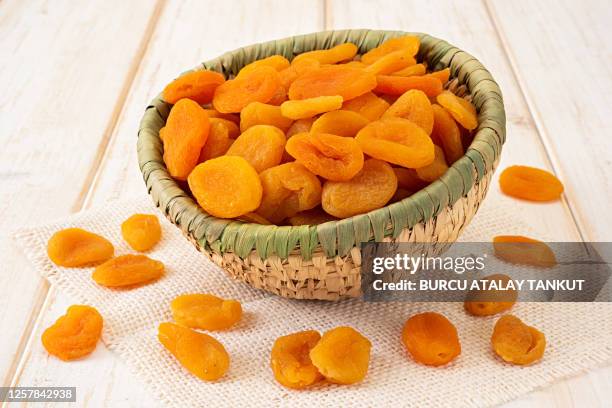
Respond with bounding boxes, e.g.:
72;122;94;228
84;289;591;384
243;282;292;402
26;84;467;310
309;326;371;384
464;274;517;316
499;165;564;202
236;55;290;78
47;228;114;267
288;207;338;226
281;95;343;120
401;312;461;366
240;102;293;133
212;66;281;113
121;214;162;252
198;119;234;162
342;91;390;121
491;315;546;365
383;89;434;134
171;294;242;330
310;110;369;137
292;42;357;65
415;145;449;182
270;330;323;389
356;117;435;168
226;125;286;172
163;70;225;104
288;65;376;101
375;75;443;97
92;254;164;287
431;104;464;164
322;159;397;218
363;50;416;75
158;322;229;381
162;98;210;180
41;305;103;361
391;63;427;77
436;91;478;130
493;235;557;267
188;156;263;218
285;132;364;181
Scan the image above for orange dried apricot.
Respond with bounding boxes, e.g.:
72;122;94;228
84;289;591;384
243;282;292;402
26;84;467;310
171;294;242;331
292;42;357;65
240;102;293;133
415;145;448;182
361;35;420;64
355;117;435;168
163;70;225;104
342;91;390;121
493;235;557;267
270;330;323;389
236;55;290;78
226;125;286;172
198;119;234;162
286;117;315;138
158;322;229;381
375;75;443;97
391;63;427;77
279;57;320;89
491;315;546;365
41;305;103;361
499;165;564;202
162;98;210;180
431;104;464;164
401;312;461;366
267;85;288;105
211;117;240;138
363;50;416;75
436;91;478;130
321;159;397;218
121;214;162;252
281;95;343;120
285;132;364;181
288;65;376;101
92;254;164;287
383;89;434;134
310;110;369;137
202;109;240;125
256;162;322;224
212;66;281;113
47;228;114;267
464;274;517;316
287;207;338;226
309;326;371;384
393;167;428;192
426;68;451;84
188;156;263;218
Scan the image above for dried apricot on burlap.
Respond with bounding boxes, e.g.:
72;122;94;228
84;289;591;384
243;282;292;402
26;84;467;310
363;50;416;75
279;57;320;89
163;70;225;104
286;117;315;138
499;165;564;202
198;120;234;162
121;214;161;252
47;228;114;267
391;63;427;77
436;91;478;130
158;322;229;381
41;305;103;361
240;102;293;133
271;330;323;389
311;110;369;137
309;326;371;384
171;294;242;331
292;42;357;65
256;162;322;224
322;159;396;218
281;95;343;120
202;109;240;125
188;156;262;218
416;145;448;182
288;207;338;226
491;315;546;365
285;132;364;181
493;235;557;267
226;125;286;172
464;274;517;316
426;68;451;84
431;104;464;164
236;54;290;78
342;92;390;121
402;312;461;366
383;89;434;134
288;65;376;101
212;66;281;113
393;167;428;192
92;254;164;287
162;98;210;180
355;117;435;168
375;75;443;97
361;35;420;64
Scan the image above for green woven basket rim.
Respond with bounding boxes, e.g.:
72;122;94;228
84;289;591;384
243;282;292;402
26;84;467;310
137;29;506;261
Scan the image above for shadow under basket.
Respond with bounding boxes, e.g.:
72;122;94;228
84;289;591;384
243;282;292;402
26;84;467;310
137;29;506;301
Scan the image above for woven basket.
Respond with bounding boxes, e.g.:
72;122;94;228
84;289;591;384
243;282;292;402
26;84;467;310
137;29;505;301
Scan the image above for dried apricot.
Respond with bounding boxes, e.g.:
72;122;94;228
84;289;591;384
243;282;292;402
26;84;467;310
493;235;557;267
162;98;210;180
499;165;564;202
375;75;443;97
92;254;164;287
158;322;229;381
288;65;376;101
361;35;420;64
188;156;263;218
363;50;416;75
426;68;451;84
431;104;464;164
281;95;343;120
212;66;281;113
464;274;517;316
416;145;448;182
267;85;288;105
211;117;240;138
391;63;427;77
292;42;357;65
163;70;225;104
310;110;369;137
286;117;315;138
436;91;478;130
236;55;290;78
41;305;103;361
288;207;337;226
47;228;114;267
383;89;434;134
285;132;364;181
279;57;320;89
491;315;546;365
342;92;390;121
356;117;435;168
171;294;242;331
226;125;286;172
401;312;461;366
198;119;234;162
393;167;428;192
270;330;323;389
240;102;293;133
309;326;371;384
121;214;162;252
201;109;240;125
322;159;397;218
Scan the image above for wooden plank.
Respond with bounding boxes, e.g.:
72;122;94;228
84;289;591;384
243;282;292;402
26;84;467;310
0;0;162;386
486;0;612;242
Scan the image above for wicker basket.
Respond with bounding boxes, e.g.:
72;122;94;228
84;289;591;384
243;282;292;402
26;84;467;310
137;29;505;301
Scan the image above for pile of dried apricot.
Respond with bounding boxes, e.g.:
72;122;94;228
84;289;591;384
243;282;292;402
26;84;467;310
160;35;479;225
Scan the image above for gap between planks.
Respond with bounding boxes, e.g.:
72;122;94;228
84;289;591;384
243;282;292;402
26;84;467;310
6;0;168;391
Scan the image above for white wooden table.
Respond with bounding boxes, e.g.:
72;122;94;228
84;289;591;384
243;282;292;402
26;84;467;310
1;0;611;406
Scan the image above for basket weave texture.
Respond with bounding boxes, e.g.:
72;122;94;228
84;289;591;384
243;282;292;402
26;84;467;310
137;29;506;300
